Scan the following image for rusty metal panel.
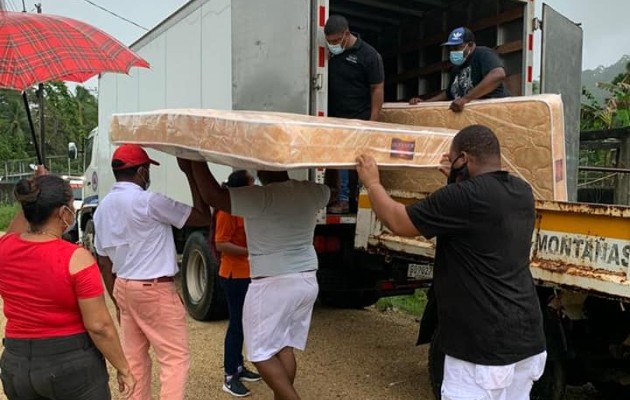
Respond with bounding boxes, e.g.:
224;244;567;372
532;200;630;298
360;196;630;299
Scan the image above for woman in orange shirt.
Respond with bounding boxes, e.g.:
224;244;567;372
215;170;261;397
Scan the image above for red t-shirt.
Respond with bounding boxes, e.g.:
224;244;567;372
0;233;104;338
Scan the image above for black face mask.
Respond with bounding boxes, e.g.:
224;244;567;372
447;153;470;184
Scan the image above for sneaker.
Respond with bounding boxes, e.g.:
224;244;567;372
238;365;262;382
327;201;349;214
223;377;251;397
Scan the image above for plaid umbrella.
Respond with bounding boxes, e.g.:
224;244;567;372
0;11;150;165
0;11;149;91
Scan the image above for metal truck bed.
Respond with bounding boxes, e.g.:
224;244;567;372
355;192;630;300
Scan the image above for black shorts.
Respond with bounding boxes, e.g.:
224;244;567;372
0;333;111;400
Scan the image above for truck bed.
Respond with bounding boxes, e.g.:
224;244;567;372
355;192;630;300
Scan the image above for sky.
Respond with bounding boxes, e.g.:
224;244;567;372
4;0;629;87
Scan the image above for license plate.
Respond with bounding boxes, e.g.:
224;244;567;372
407;263;433;279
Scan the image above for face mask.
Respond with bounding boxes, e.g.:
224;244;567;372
62;206;77;235
327;33;346;55
447;153;470;184
449;44;468;66
139;167;151;190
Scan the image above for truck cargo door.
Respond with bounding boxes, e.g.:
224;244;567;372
540;4;583;202
231;0;313;115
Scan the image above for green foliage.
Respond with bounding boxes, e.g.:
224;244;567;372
0;203;19;231
581;61;630;131
0;83;97;172
375;289;428;317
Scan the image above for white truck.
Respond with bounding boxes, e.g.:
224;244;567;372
79;0;630;400
78;0;581;313
77;2;617;396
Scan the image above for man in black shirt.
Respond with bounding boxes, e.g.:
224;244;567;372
356;125;546;399
325;15;384;213
410;27;510;112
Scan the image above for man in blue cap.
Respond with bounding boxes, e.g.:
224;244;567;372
410;27;509;111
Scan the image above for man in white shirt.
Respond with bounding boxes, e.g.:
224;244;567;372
94;145;211;400
189;162;330;400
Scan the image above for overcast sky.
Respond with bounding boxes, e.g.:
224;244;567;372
6;0;629;86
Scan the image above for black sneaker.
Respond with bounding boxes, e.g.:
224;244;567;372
223;377;250;397
238;366;262;382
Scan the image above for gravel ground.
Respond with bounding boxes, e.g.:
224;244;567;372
0;295;602;399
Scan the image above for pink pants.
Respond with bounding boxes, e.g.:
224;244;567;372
114;278;190;400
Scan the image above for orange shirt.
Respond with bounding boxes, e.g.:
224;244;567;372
215;210;250;279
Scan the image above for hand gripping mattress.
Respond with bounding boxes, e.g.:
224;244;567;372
111;109;458;191
379;94;567;200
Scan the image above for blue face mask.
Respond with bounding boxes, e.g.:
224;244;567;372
327;33;347;56
327;43;344;55
449;50;466;65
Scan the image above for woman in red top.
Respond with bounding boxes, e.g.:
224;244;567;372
215;170;261;397
0;168;135;400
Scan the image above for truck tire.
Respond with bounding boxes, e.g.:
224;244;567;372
530;359;566;400
318;290;379;309
181;231;227;321
317;269;380;309
429;333;566;400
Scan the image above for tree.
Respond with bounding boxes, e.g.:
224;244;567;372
581;61;630;131
0;83;98;174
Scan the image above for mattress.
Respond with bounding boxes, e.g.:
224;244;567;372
379;94;567;201
111;109;458;193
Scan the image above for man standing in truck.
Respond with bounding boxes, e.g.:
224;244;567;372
325;14;384;213
94;145;211;400
355;125;546;399
409;27;509;112
188;161;329;400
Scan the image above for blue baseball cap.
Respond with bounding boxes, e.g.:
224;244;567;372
442;27;475;46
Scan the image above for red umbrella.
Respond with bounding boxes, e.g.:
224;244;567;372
0;11;149;91
0;11;150;165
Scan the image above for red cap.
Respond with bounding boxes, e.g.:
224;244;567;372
111;144;160;170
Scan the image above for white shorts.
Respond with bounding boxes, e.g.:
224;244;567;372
242;270;319;362
441;351;547;400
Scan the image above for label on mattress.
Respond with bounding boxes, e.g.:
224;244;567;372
390;138;416;160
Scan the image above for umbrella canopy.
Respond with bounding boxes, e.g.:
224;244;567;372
0;11;150;91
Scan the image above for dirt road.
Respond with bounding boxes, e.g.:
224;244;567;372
0;298;601;399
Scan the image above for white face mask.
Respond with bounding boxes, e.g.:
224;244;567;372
61;205;76;235
327;33;347;55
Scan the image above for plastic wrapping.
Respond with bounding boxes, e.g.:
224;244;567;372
380;94;567;200
111;109;457;171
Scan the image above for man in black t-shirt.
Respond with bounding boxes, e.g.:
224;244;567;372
325;15;384;213
410;27;510;112
356;125;546;399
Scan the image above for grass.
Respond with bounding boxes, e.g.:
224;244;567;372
375;289;428;317
0;203;19;231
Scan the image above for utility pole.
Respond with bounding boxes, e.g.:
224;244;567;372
35;3;46;168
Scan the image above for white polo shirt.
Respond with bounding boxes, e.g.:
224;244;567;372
94;182;192;280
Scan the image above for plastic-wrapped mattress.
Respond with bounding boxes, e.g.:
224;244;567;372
379;94;567;200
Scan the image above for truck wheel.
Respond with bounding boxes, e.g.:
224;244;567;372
428;334;444;399
316;269;380;309
83;219;96;255
530;359;566;400
318;290;379;309
181;231;227;321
